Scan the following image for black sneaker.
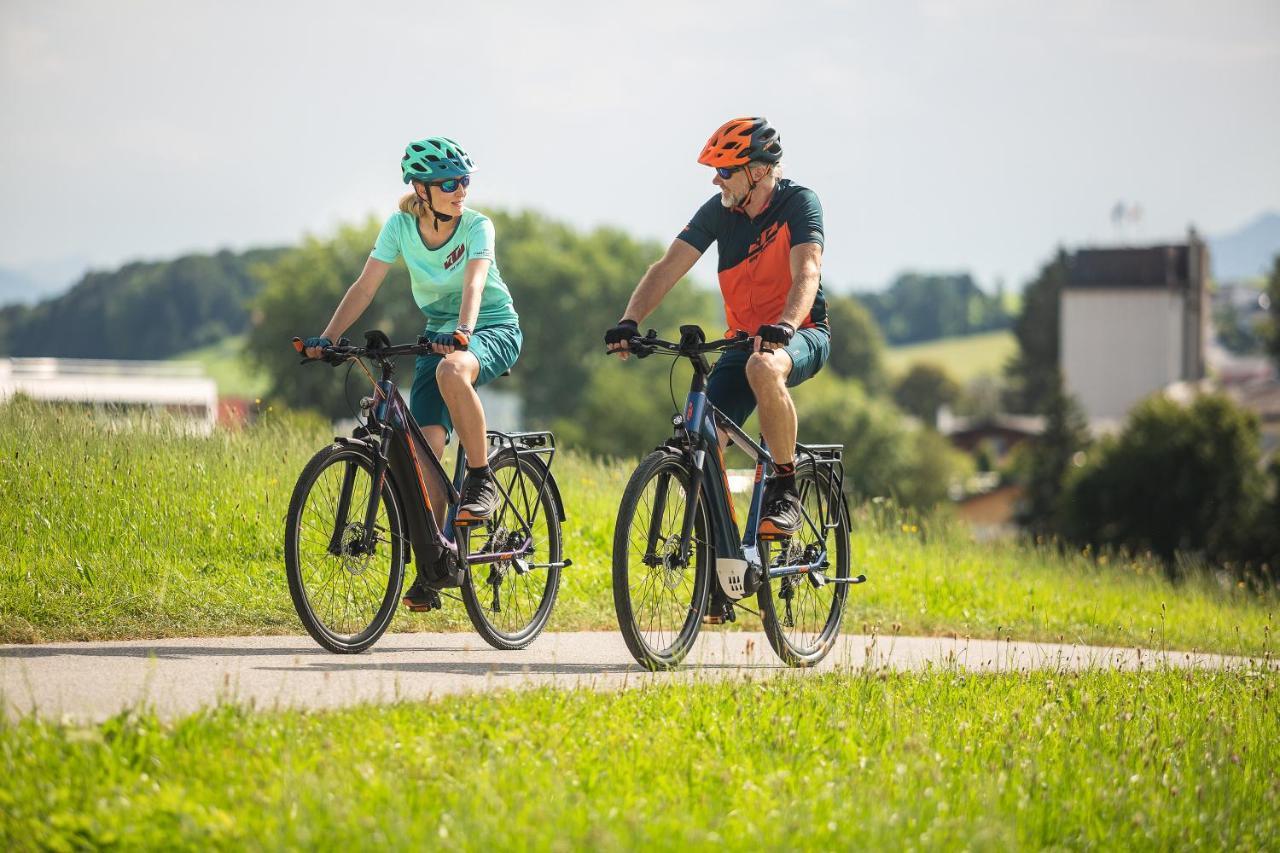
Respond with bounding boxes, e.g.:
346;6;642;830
758;483;803;538
456;469;500;523
402;575;442;612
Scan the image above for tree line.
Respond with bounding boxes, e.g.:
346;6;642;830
0;248;285;359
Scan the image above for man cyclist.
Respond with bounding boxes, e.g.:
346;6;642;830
604;116;830;538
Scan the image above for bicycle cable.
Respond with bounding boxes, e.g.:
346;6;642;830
342;355;380;427
667;355;680;416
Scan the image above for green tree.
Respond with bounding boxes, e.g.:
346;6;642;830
893;363;960;426
246;219;419;417
245;210;720;421
1015;376;1091;536
1264;254;1280;371
795;373;968;507
482;210;718;426
824;294;888;394
1004;250;1067;414
1062;393;1267;573
861;272;1011;345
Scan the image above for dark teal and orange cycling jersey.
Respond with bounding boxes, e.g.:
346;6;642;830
676;179;828;336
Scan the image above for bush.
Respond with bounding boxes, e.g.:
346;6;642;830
1062;393;1267;575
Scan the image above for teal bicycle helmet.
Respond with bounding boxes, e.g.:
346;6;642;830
401;136;475;184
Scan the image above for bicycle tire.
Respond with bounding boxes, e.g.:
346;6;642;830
284;443;405;654
458;450;563;650
612;449;712;671
756;461;850;667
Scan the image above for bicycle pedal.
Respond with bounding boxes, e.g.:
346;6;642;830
701;614;727;625
402;588;442;612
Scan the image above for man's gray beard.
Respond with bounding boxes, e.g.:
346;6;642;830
719;189;742;208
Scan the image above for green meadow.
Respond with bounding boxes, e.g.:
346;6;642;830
884;330;1017;381
0;398;1272;655
3;668;1275;850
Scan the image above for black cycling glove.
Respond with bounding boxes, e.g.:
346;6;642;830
754;322;795;347
604;319;640;347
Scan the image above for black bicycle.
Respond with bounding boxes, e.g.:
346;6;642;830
610;325;866;670
284;330;569;653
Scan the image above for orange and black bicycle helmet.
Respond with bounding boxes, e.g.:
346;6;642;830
697;117;783;168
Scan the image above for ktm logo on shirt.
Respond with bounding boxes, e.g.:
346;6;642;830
444;245;466;270
746;223;783;262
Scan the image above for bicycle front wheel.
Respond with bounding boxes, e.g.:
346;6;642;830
612;450;712;671
458;451;563;650
284;443;405;654
757;461;850;667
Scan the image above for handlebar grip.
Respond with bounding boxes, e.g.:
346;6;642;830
292;337;305;353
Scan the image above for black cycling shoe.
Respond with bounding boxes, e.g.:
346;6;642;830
758;483;803;538
456;470;500;523
402;575;442;612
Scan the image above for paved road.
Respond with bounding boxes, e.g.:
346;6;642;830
0;631;1260;723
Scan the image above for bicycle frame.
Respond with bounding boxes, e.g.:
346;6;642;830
654;331;854;594
328;350;566;589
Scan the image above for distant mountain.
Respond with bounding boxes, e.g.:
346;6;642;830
1210;211;1280;282
0;255;90;306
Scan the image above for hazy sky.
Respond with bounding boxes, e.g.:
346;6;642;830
2;0;1277;291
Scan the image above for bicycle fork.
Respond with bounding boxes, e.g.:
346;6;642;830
327;453;388;557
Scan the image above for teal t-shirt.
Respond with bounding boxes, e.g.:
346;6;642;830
370;208;519;333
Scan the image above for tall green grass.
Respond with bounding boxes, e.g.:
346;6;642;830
0;398;1272;653
2;668;1275;849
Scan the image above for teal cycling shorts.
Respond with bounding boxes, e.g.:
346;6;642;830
706;326;830;428
410;324;522;437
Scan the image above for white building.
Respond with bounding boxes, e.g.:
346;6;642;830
1060;232;1209;424
0;358;219;432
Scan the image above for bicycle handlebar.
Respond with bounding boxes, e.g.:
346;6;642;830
290;335;466;366
621;329;753;360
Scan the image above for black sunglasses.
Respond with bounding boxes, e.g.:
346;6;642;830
714;166;742;180
431;174;471;193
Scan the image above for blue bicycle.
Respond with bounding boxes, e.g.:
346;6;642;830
610;325;865;670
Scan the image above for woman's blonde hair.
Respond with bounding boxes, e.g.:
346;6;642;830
399;185;432;217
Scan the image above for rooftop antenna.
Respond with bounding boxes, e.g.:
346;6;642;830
1111;200;1126;244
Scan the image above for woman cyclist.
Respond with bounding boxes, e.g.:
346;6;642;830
301;136;522;610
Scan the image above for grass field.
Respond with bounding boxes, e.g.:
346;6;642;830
169;334;269;399
3;668;1275;849
0;398;1273;655
884;331;1017;382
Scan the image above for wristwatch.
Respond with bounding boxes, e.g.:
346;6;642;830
455;323;474;336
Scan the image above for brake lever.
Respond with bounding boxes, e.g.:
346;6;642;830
627;334;656;359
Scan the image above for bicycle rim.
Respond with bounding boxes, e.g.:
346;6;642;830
613;450;711;670
757;463;849;667
459;452;562;649
285;445;403;653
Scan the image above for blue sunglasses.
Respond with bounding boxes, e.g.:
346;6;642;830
432;174;471;193
715;166;742;180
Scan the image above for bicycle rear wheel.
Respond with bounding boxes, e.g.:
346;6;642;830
458;451;563;650
284;444;405;654
757;461;850;667
612;450;712;671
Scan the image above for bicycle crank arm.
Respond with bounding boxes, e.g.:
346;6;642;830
524;559;572;569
